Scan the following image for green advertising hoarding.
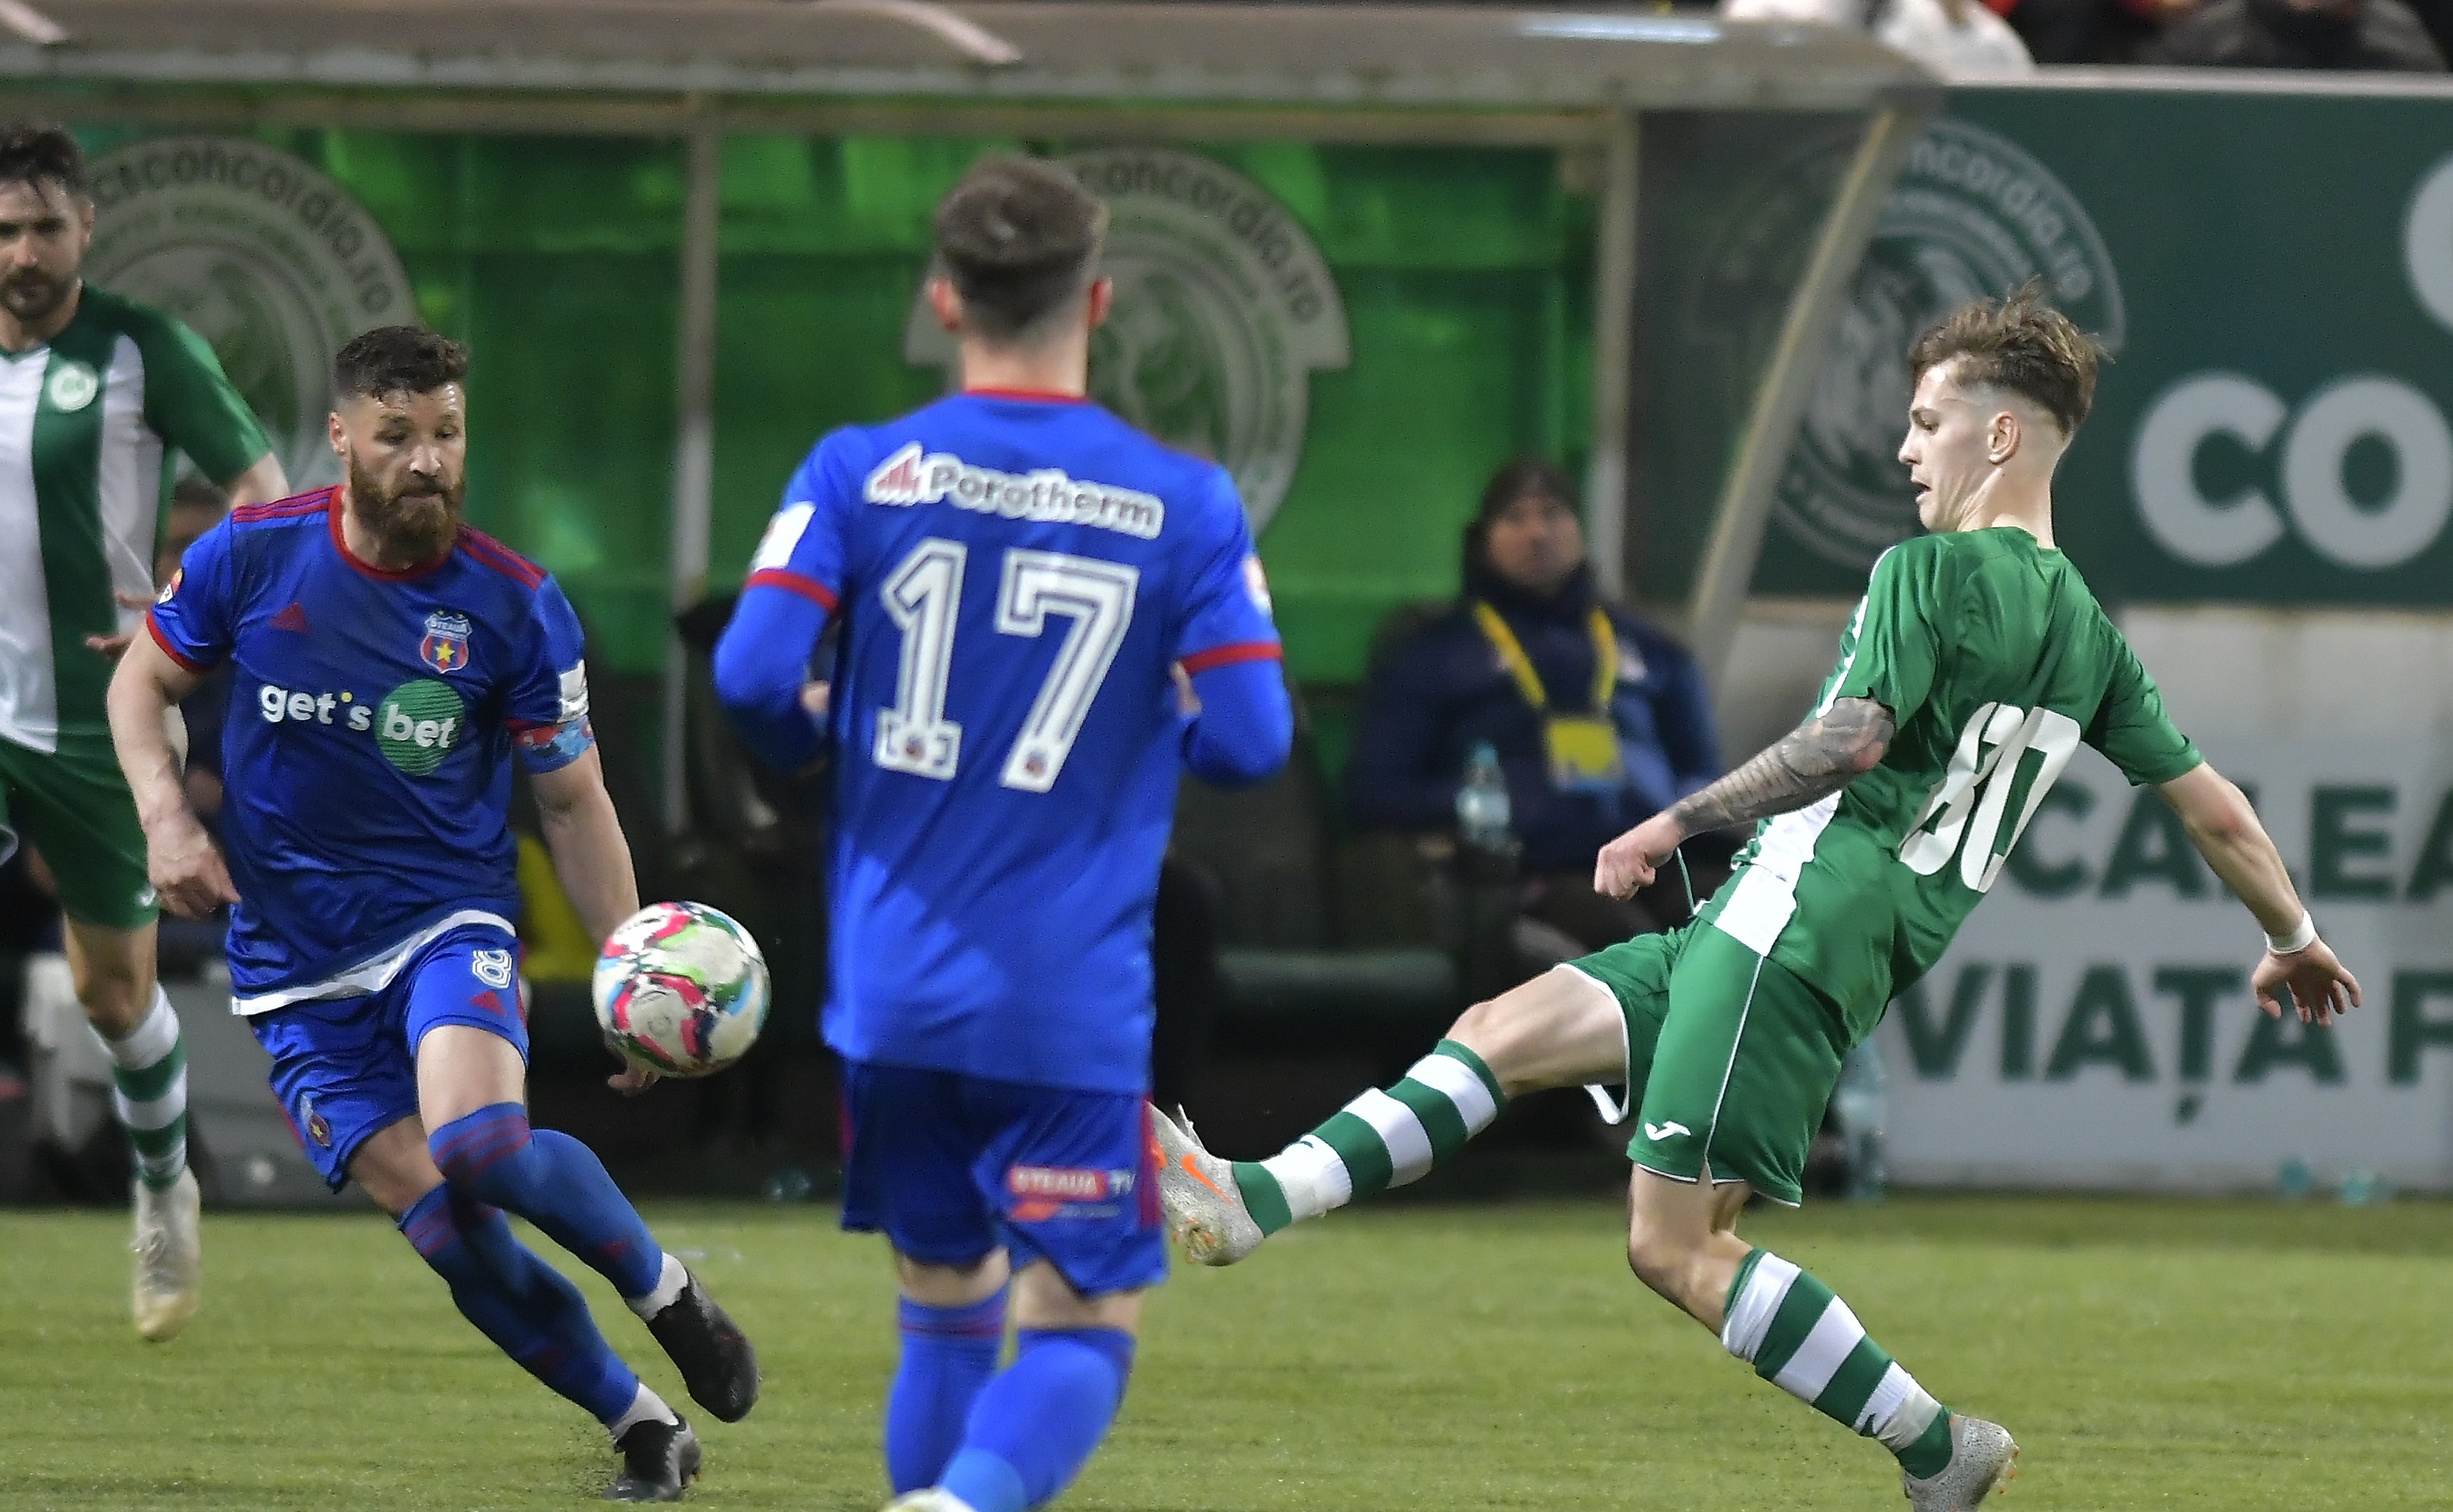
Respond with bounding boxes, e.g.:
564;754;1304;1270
1751;87;2453;604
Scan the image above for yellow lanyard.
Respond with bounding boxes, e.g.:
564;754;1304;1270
1470;600;1618;714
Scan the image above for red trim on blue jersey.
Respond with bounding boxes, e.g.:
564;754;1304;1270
146;614;210;673
455;523;547;589
229;486;337;526
962;386;1088;403
744;567;839;612
1178;641;1283;675
327;497;451;581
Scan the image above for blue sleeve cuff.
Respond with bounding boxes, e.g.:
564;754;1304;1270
714;582;830;772
1182;657;1293;788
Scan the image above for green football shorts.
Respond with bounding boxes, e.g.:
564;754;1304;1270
0;729;158;932
1567;920;1848;1207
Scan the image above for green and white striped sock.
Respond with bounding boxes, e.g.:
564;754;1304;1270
99;989;187;1190
1230;1039;1505;1234
1722;1249;1954;1479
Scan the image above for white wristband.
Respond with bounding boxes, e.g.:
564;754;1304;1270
2266;910;2317;955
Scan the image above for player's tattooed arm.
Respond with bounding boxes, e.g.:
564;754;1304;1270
1596;697;1895;898
1665;697;1895;836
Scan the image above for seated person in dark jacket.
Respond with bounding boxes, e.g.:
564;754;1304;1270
1347;459;1723;950
2146;0;2443;64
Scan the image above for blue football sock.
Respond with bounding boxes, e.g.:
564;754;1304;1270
398;1184;642;1425
886;1290;1008;1493
938;1327;1135;1512
429;1102;663;1300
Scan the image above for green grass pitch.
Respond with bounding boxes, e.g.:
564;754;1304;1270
4;1195;2449;1510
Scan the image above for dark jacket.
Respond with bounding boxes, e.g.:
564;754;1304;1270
2147;0;2444;67
1345;563;1720;874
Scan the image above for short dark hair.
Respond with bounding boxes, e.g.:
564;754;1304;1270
0;121;86;200
1477;457;1579;523
1908;281;2104;437
932;156;1107;341
333;326;468;402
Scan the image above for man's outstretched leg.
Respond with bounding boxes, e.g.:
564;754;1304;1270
1155;957;1635;1263
349;1121;702;1504
1623;1167;2013;1509
418;991;759;1425
1614;925;2017;1510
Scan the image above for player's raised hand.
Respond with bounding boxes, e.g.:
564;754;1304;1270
2253;937;2360;1026
1596;812;1684;899
148;813;237;918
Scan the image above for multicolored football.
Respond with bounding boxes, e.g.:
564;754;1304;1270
592;901;770;1078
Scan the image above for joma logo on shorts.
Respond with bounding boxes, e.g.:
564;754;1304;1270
1006;1165;1135;1200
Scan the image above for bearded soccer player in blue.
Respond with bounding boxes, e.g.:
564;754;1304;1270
714;156;1293;1512
106;327;758;1503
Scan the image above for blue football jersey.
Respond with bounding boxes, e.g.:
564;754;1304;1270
147;486;596;1004
748;391;1281;1094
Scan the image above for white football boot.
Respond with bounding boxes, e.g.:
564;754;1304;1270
881;1491;977;1512
131;1168;202;1342
1901;1414;2018;1510
1148;1105;1266;1266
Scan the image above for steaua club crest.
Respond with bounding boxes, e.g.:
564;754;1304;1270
298;1092;332;1148
419;609;473;675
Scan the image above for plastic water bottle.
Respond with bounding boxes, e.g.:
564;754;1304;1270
1832;1041;1888;1202
1456;741;1513;855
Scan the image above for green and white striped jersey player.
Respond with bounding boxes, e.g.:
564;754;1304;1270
0;123;287;1344
1153;290;2362;1511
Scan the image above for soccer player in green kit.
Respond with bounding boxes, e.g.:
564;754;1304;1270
0;121;288;1342
1153;288;2363;1509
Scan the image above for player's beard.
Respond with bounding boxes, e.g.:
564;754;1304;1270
347;453;464;565
0;267;73;325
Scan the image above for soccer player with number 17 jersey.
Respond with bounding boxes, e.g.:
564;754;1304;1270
714;157;1293;1512
1155;288;2366;1510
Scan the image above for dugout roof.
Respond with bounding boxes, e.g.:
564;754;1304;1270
0;3;1928;124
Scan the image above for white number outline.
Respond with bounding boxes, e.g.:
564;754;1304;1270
995;549;1139;793
1899;701;2084;893
873;539;967;780
871;537;1141;792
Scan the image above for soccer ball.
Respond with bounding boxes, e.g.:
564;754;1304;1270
592;901;770;1078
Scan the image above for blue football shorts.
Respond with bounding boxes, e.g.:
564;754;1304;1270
250;923;529;1190
839;1060;1167;1299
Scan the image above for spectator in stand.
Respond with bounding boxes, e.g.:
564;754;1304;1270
2001;0;2192;64
1724;0;2035;76
2146;0;2443;65
1347;459;1722;955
